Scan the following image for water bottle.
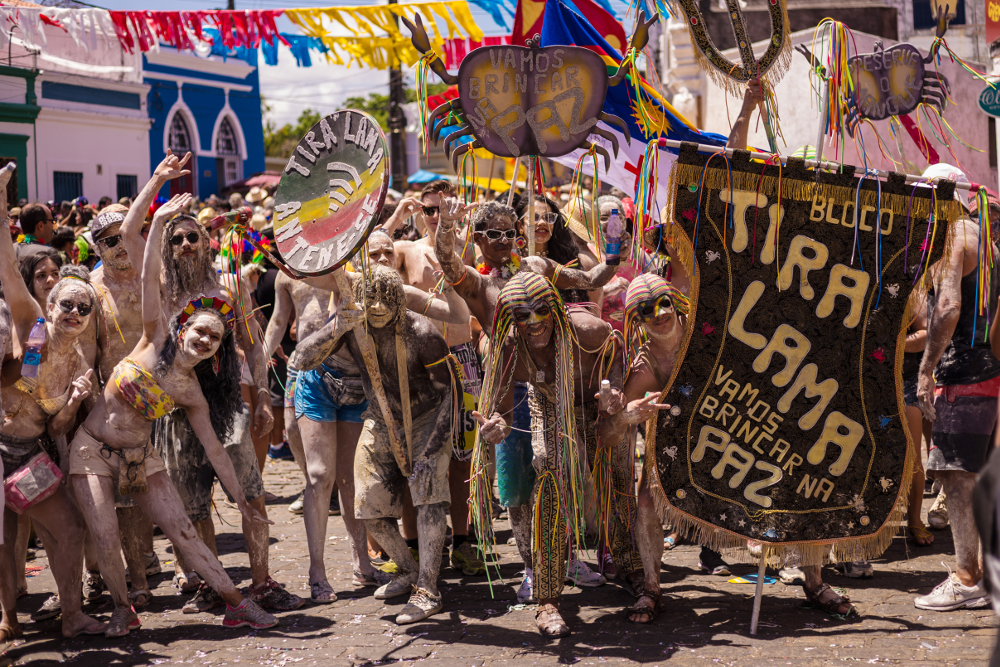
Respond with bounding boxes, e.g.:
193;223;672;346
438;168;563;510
605;208;622;266
21;318;45;379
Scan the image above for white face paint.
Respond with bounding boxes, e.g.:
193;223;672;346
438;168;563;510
47;282;92;335
181;311;224;360
367;234;398;269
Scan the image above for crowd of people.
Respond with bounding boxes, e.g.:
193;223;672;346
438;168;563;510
0;86;999;648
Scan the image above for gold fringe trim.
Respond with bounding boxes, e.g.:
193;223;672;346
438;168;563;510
670;163;945;221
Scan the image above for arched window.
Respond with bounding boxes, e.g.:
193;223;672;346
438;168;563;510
216;116;243;187
168;112;192;154
216;117;240;156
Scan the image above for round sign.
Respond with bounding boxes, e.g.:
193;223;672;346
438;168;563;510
273;110;389;275
980;85;1000;118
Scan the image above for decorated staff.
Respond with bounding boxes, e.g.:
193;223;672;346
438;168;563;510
666;0;791;152
648;141;959;619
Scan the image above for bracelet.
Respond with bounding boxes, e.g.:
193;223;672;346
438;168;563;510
256;387;270;395
445;269;467;287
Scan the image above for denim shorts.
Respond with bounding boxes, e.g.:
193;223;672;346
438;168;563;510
294;364;369;424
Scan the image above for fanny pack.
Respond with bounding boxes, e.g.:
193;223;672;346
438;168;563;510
322;368;366;406
5;451;62;514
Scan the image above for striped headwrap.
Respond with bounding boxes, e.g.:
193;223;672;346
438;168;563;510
624;274;689;368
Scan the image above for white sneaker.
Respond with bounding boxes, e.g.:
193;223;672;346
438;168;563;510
835;560;874;579
565;557;606;587
516;568;535;603
778;567;804;585
914;570;989;611
288;491;305;515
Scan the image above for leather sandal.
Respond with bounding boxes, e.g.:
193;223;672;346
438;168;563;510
535;603;570;638
625;588;663;624
909;522;934;547
803;583;859;618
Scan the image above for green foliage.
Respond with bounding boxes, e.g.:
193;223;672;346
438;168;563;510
264;107;321;158
344;82;450;131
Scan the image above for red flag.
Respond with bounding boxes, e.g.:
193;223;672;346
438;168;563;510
512;0;546;46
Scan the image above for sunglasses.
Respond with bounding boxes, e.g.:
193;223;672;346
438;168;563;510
98;234;121;248
480;229;517;241
522;212;559;225
636;296;674;321
57;299;93;317
422;206;440;216
170;231;201;246
513;303;551;324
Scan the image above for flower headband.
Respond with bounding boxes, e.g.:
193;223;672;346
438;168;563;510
177;295;235;332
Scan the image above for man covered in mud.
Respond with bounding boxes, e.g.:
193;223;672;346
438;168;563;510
290;264;456;625
154;205;302;614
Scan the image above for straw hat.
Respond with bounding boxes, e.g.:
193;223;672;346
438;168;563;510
246;186;266;204
250;213;267;231
197;207;217;225
563;197;595;243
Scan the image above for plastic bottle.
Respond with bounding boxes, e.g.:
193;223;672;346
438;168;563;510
21;318;45;379
605;208;622;266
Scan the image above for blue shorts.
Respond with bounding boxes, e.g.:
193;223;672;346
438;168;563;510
294;364;369;424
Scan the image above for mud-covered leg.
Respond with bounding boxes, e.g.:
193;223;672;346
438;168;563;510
629;471;663;624
508;504;534;568
396;502;447;625
0;507;22;640
119;506;152;600
366;518;418;599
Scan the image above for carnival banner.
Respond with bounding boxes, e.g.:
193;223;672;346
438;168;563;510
649;143;956;562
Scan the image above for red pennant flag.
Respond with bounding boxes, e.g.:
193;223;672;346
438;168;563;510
512;0;625;54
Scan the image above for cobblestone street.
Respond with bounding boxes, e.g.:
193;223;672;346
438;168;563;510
7;458;998;666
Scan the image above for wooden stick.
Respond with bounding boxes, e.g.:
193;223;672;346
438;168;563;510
527;157;536;256
507;157;521;207
332;268;411;476
750;557;767;635
486;155;497;200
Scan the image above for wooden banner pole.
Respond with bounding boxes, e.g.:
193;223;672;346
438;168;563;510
507;157;521;208
526;157;536;256
750;557;767;635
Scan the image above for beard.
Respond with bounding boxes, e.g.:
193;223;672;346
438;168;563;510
100;249;132;272
166;248;214;298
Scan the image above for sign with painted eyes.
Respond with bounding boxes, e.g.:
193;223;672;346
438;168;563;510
458;45;608;158
273;109;388;276
848;43;949;121
649;144;955;555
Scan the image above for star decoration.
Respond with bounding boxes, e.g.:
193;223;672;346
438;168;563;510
738;519;746;528
847;521;855;529
719;513;727;522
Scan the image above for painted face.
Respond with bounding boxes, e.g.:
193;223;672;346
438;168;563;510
513;299;554;350
47;283;92;334
367;234;398;269
475;216;517;266
33;258;60;303
95;222;130;271
521;200;555;244
420;192;442;234
180;311;224;360
638;296;679;338
170;219;206;261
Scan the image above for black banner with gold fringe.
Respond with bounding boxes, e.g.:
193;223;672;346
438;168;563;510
648;143;956;564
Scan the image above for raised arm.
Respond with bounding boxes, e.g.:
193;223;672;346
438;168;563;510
0;170;42;338
122;150;192;251
727;80;763;150
403;284;470;325
434;201;482;303
378;195;421;237
138;194;192;344
229;274;273;436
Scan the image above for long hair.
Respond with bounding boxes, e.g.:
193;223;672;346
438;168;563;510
512;194;580;267
17;245;63;299
155;309;242;442
469;271;586;563
161;214;215;298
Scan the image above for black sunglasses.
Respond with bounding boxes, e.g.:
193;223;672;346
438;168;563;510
522;212;559;225
98;234;121;248
422;206;440;216
57;299;93;317
637;296;674;320
170;231;201;246
513;303;551;324
481;229;517;241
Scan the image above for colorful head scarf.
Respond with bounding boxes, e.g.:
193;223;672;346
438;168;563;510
624;274;689;367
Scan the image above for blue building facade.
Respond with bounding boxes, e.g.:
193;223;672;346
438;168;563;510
143;46;265;199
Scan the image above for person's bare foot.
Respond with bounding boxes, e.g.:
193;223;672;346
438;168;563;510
535;601;569;637
61;613;106;638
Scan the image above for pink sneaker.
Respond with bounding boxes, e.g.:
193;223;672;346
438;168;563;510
222;599;278;630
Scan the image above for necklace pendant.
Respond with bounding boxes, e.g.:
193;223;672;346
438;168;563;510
536;370;545;383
